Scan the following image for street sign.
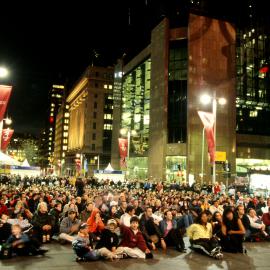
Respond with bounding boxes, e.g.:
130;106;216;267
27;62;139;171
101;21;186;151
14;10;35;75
215;151;226;162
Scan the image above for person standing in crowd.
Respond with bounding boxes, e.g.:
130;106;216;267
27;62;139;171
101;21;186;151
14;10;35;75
75;178;85;197
159;210;186;252
221;208;246;253
187;211;223;259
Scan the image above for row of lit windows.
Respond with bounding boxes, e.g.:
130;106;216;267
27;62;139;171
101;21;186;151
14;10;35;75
104;114;113;120
104;124;112;130
104;84;113;89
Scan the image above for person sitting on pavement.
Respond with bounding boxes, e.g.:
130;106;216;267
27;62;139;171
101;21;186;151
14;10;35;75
221;207;246;253
159;210;186;252
117;216;153;259
87;209;105;241
236;205;252;240
95;219;124;260
120;205;135;227
187;211;223;259
247;208;269;240
80;201;94;222
262;207;270;235
139;206;165;250
49;202;62;235
59;209;81;243
6;224;48;257
31;202;55;243
72;223;100;262
209;199;224;215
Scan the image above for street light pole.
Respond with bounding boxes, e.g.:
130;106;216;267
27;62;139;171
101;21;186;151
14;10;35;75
201;127;205;186
127;130;131;159
212;91;217;185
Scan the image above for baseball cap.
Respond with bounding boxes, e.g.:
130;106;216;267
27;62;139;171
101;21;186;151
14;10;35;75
107;219;118;227
68;208;76;214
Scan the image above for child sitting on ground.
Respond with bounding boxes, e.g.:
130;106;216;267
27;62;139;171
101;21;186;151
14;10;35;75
95;219;125;260
117;216;154;259
72;223;100;262
5;224;48;257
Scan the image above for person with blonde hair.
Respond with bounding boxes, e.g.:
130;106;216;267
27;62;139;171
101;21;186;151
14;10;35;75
31;202;54;243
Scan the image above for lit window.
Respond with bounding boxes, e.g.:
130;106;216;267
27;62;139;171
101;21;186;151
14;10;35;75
104;124;112;130
50;108;54;112
64;125;68;130
48;147;51;151
109;85;113;89
65;105;69;109
63;132;68;137
51;103;55;107
104;84;108;89
63;146;67;151
104;114;112;120
64;113;69;117
249;111;258;117
62;153;65;157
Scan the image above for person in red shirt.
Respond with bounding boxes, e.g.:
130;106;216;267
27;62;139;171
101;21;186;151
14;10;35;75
117;216;153;259
0;197;8;216
262;207;270;234
86;209;105;240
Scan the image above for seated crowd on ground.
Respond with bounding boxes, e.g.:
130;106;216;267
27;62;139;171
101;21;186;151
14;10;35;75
0;175;270;261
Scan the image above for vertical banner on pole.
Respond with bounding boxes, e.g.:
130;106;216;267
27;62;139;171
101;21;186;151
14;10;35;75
198;111;215;163
1;129;14;151
0;85;12;121
118;138;128;168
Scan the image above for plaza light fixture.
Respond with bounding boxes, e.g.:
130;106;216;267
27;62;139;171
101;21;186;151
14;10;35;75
0;67;8;78
200;92;226;185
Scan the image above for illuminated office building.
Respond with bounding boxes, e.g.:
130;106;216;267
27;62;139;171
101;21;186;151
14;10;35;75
65;66;114;175
111;15;236;182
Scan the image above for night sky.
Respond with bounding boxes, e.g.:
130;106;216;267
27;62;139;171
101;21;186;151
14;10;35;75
0;1;160;135
0;0;266;136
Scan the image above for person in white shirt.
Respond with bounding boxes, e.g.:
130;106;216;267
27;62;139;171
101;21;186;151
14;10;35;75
261;199;270;214
209;200;224;215
120;205;135;227
247;208;268;236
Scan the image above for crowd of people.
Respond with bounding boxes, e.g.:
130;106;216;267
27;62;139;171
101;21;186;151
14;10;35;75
0;175;270;262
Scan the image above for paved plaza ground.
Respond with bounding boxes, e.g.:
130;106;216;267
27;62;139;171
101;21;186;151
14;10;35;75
1;239;270;270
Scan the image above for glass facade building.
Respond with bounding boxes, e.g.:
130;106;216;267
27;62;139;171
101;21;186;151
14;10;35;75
168;39;188;143
121;59;151;156
236;30;270;135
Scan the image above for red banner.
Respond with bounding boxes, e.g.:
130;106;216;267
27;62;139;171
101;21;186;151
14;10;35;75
1;128;14;151
0;85;12;121
118;138;128;168
198;111;215;163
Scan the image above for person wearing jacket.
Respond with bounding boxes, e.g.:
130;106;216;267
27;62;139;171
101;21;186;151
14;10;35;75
86;209;105;240
117;216;153;259
31;202;55;243
139;206;165;250
59;209;81;243
80;202;94;222
262;207;270;234
72;223;100;262
159;210;186;252
95;219;124;260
